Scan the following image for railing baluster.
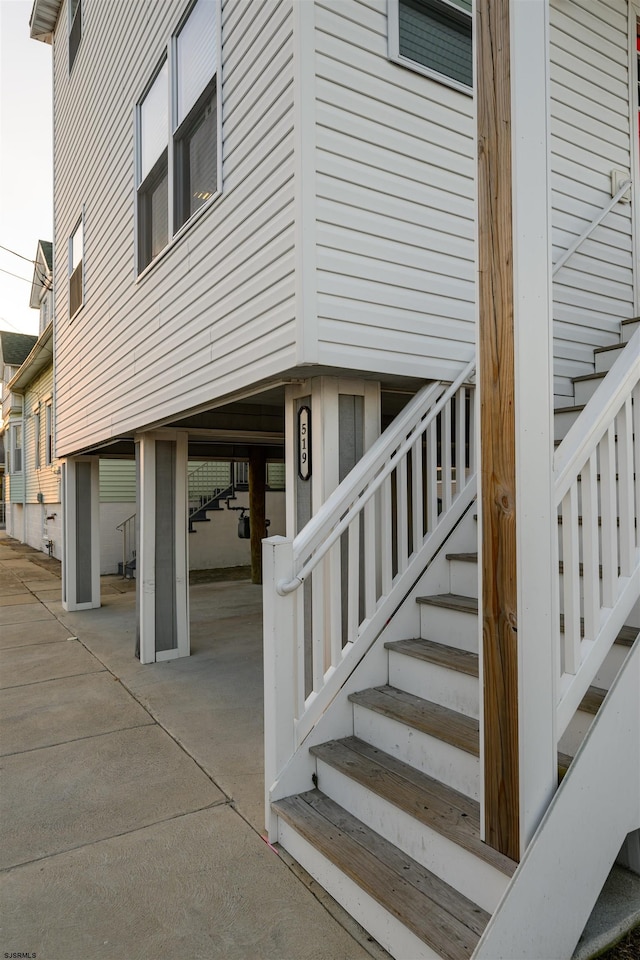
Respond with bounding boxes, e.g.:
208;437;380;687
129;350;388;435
600;425;618;608
412;436;423;555
347;514;360;645
617;398;634;577
311;563;325;692
456;386;467;494
364;496;376;619
381;473;393;595
562;481;581;674
426;421;437;532
442;400;452;512
581;454;599;640
329;541;342;667
397;455;408;574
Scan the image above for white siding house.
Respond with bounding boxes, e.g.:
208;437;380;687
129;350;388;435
30;0;639;956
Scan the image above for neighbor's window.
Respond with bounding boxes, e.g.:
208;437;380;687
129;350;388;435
69;217;84;319
389;0;473;91
34;409;41;469
12;423;23;474
137;62;169;272
45;402;53;466
136;0;220;273
69;0;82;72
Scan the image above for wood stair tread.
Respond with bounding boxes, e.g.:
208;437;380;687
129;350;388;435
445;552;478;563
273;789;489;960
311;736;516;877
579;685;607;715
385;638;479;677
593;342;625;355
572;371;606;384
417;593;478;614
349;685;480;756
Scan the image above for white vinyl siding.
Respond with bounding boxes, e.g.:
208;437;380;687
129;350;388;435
52;0;296;455
24;365;59;504
550;0;635;398
313;0;476;382
99;460;137;502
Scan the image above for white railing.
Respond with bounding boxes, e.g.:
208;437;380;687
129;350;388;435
116;511;136;575
264;361;476;817
552;178;631;278
554;329;640;735
188;460;232;506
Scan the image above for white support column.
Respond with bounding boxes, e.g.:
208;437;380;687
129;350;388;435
136;431;189;665
62;456;100;611
511;0;557;849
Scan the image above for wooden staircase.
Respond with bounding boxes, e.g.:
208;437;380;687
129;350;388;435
266;322;639;959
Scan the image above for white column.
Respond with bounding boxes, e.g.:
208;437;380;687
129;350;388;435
511;0;557;848
136;431;189;664
62;456;100;611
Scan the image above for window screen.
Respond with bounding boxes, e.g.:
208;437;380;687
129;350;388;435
399;0;472;88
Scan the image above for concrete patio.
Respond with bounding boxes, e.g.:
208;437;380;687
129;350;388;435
0;532;388;960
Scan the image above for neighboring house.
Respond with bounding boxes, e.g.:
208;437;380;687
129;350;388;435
0;330;38;540
29;1;639;957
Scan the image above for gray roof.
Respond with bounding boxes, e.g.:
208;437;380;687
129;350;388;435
39;240;53;271
0;331;38;367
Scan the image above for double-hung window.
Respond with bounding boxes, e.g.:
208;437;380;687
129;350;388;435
136;0;220;274
12;424;23;474
69;217;84;319
34;409;41;469
389;0;473;92
45;402;53;466
69;0;82;72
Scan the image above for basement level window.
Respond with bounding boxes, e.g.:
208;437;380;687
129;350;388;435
388;0;473;93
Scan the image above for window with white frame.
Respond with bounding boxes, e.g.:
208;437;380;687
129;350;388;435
69;217;84;318
136;0;220;273
12;424;23;474
388;0;473;91
45;402;53;466
34;409;41;469
69;0;82;72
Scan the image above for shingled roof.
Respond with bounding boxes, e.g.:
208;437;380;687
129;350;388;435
0;331;38;367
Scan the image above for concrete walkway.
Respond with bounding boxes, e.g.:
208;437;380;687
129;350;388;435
0;532;388;960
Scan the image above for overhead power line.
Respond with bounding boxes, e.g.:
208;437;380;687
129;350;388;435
0;243;38;265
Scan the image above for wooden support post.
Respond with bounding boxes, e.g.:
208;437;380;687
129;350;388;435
250;447;267;584
477;0;556;860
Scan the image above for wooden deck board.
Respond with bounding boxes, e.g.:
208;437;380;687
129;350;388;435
349;685;480;757
274;790;488;960
311;737;516;877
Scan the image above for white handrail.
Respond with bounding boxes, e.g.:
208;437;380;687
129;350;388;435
278;357;476;595
554;330;640;736
552;178;631;277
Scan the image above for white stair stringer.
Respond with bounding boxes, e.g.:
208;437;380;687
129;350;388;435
472;638;640;960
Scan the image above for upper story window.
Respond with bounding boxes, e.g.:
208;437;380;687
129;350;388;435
69;216;84;319
136;0;221;274
388;0;473;93
69;0;82;72
12;423;23;474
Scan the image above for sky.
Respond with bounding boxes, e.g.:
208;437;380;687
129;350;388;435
0;0;53;336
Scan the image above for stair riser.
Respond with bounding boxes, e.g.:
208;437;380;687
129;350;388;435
315;758;508;914
622;319;639;343
595;347;625;374
448;560;479;599
388;652;480;720
352;704;480;801
276;819;440;960
558;707;597;758
554;408;581;442
419;606;478;654
574;377;605;406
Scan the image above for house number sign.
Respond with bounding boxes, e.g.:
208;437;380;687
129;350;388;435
298;405;312;481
